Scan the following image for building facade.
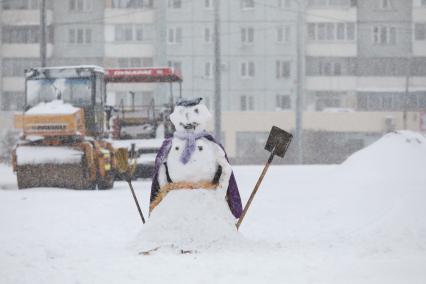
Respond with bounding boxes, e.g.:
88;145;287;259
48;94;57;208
1;0;425;164
166;0;298;112
0;0;160;111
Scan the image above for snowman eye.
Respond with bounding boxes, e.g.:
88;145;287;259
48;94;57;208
194;108;199;114
198;146;203;151
175;146;179;151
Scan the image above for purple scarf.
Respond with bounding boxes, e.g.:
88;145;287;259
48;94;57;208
174;130;209;164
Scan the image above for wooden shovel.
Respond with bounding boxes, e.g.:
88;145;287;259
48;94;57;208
236;126;293;230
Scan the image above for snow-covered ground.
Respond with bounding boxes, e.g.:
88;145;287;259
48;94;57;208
1;131;426;284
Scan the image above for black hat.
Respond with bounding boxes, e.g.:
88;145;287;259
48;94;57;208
176;97;203;107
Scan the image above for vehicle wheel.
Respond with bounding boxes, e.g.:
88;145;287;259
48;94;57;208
97;171;115;190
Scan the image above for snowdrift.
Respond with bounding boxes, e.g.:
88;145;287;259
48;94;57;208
1;131;426;283
340;131;426;180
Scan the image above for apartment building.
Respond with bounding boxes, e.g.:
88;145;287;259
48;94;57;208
165;0;299;162
1;0;425;164
220;0;426;163
103;0;162;107
0;0;159;111
166;0;298;112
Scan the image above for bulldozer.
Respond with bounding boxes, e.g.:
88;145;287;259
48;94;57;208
12;65;116;190
105;67;183;178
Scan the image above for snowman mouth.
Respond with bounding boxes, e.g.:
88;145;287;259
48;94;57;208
180;122;199;130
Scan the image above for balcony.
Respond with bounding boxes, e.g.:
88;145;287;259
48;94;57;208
306;5;357;23
104;43;153;58
104;8;154;24
306;42;357;56
1;10;53;25
1;44;53;58
306;76;356;91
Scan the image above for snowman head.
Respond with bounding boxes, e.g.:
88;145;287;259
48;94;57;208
170;97;212;133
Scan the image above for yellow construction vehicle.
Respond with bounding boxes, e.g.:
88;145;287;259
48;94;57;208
12;66;116;190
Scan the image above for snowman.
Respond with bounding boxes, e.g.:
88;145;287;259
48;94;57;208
140;98;243;252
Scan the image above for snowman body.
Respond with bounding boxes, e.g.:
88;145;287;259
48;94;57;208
141;98;240;251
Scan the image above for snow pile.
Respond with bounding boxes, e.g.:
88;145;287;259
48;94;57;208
135;189;242;252
16;146;83;165
26;100;79;115
340;131;426;180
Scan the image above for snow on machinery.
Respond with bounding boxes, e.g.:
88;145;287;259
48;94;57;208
105;67;183;179
12;66;116;190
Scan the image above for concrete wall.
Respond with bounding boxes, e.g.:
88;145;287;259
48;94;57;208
221;111;421;159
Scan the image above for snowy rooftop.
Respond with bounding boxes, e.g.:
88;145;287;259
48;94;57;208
26;65;105;75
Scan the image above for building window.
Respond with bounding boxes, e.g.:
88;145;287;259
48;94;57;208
276;60;291;78
276;95;291;110
69;28;92;44
2;0;41;9
240;95;254;111
276;25;291;43
415;24;426;41
241;0;254;9
168;61;182;72
319;61;342;76
69;0;92;12
115;24;145;42
85;29;92;43
204;62;213;78
2;25;54;44
334;62;342;75
315;92;341;111
379;0;392;10
373;26;396;45
241;27;254;44
204;27;212;43
204;0;213;9
118;57;153;67
308;22;355;41
308;0;354;7
278;0;291;8
241;61;255;78
168;0;181;8
111;0;147;8
2;26;38;43
168;27;182;44
326;23;335;40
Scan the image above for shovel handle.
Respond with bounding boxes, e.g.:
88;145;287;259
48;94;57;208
236;150;274;230
128;180;146;224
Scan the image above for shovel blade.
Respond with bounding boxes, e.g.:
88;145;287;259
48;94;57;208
264;126;293;158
